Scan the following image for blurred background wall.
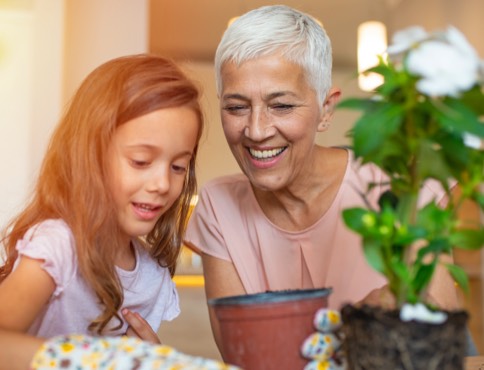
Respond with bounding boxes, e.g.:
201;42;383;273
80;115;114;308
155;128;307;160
2;0;483;228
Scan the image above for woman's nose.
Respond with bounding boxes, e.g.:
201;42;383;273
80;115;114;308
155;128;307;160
244;110;274;141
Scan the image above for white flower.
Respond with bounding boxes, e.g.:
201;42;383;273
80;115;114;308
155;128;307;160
400;303;448;324
387;26;429;57
478;60;484;83
406;27;481;97
445;26;479;62
464;133;483;149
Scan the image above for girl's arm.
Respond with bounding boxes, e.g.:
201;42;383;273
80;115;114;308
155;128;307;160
0;256;55;331
0;329;43;370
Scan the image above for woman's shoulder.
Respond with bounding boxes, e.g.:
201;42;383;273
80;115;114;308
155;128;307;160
202;173;249;188
189;173;260;229
345;149;387;184
199;173;252;201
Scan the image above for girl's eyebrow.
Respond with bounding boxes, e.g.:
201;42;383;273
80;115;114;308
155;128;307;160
125;144;193;157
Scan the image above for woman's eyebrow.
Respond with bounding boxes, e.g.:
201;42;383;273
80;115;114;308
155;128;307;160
222;93;248;101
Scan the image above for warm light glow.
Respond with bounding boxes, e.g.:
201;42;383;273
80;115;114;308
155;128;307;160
173;275;205;287
190;194;198;206
227;16;239;27
357;21;387;91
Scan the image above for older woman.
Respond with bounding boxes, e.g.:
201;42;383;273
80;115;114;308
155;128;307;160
184;4;459;354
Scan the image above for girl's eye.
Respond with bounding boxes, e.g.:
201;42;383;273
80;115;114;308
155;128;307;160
130;159;150;168
172;164;188;174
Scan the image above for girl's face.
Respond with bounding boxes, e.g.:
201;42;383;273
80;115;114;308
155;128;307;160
107;106;199;245
219;54;332;193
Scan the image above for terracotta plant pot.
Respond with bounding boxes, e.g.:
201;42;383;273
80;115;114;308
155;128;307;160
209;288;332;370
341;304;469;370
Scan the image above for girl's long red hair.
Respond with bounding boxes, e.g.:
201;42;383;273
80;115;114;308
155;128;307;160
0;54;203;334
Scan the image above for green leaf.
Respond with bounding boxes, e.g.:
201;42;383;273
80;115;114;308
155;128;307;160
393;224;426;245
362;237;386;275
416;202;452;234
352;103;404;158
446;263;470;294
459;85;484;116
436;131;473;172
416;239;451;263
412;263;436;295
390;259;411;285
416;141;453;185
450;229;484;250
342;208;376;235
337;98;377;111
434;99;484;138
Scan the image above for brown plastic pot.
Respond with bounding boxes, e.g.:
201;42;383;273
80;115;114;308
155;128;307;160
209;287;332;370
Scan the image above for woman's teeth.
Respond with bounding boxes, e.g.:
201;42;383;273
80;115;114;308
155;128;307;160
249;147;285;159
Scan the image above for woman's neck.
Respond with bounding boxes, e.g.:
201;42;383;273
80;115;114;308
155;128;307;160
253;147;348;231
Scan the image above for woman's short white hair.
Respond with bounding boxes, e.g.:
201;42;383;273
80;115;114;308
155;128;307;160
215;5;332;105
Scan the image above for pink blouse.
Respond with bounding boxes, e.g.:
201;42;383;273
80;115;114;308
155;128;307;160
185;151;446;309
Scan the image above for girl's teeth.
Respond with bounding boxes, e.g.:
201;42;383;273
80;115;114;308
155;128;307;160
137;204;154;211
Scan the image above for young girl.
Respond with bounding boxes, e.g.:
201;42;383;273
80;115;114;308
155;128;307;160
0;54;204;339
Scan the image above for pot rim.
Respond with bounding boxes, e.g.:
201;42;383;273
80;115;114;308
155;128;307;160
208;287;332;307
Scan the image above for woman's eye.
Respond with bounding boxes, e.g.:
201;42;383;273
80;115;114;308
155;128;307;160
223;105;249;114
271;104;294;112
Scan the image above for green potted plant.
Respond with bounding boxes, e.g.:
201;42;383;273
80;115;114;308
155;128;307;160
338;25;484;369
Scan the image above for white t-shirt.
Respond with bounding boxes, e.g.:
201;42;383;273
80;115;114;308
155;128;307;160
14;219;179;337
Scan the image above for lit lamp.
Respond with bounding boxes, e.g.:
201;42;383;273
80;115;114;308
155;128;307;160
357;21;387;91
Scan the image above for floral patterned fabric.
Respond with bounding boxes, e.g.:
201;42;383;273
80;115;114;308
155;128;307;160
30;335;240;370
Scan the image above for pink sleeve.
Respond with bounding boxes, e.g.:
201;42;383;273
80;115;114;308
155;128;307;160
14;219;77;297
185;184;231;261
418;178;456;208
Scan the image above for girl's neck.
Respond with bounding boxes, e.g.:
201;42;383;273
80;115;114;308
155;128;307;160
115;241;136;271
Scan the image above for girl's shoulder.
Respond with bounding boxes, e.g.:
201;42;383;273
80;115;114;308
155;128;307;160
23;219;73;241
15;219;78;294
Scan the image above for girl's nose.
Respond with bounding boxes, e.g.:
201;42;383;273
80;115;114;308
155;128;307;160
148;168;170;194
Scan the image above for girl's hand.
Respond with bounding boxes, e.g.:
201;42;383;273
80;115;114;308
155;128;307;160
122;308;161;344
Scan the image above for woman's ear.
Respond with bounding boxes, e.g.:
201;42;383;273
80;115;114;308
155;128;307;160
317;87;342;132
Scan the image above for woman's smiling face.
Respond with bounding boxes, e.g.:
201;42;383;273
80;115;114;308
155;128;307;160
220;54;327;192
